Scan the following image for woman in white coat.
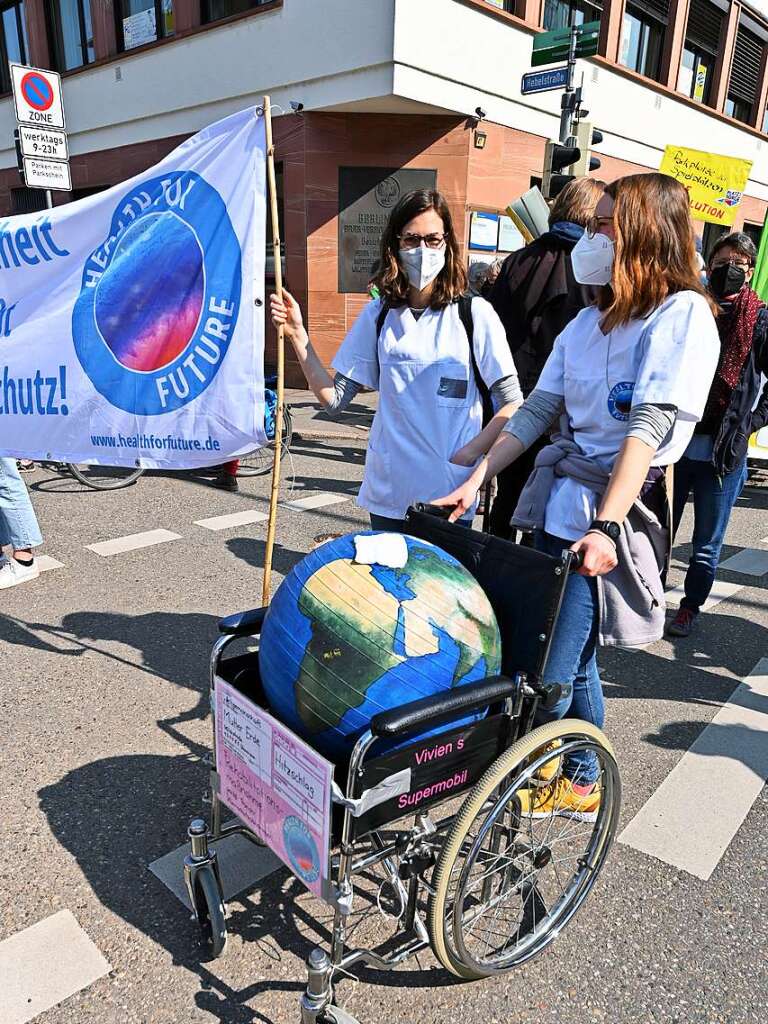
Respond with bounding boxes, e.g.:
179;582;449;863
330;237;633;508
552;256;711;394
270;189;521;530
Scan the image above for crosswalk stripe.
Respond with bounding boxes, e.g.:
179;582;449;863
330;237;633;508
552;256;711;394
194;509;269;531
665;579;744;611
718;547;768;576
0;910;110;1024
619;658;768;880
36;555;65;573
284;493;351;511
86;529;182;557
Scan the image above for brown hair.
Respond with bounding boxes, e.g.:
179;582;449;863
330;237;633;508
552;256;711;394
372;189;467;308
597;173;717;331
548;177;605;228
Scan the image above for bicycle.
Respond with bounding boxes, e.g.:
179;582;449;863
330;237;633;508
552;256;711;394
237;375;293;477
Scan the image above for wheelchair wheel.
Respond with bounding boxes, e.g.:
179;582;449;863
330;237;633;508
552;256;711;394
427;720;620;979
191;864;227;959
67;463;145;489
237;407;293;477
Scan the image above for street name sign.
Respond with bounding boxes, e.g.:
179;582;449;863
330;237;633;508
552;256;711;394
531;20;600;67
22;156;72;191
521;66;569;94
18;125;69;162
10;64;66;130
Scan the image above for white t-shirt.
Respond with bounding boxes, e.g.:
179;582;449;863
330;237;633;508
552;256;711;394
536;290;720;541
333;297;517;518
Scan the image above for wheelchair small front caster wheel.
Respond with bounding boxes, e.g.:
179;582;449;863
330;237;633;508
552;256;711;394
190;862;227;959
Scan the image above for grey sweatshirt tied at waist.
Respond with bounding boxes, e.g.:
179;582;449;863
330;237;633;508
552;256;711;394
511;429;668;648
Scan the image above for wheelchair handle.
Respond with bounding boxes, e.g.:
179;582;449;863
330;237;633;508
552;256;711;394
370;675;517;739
411;501;455;521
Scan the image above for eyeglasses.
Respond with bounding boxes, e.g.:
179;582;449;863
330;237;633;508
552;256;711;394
586;216;614;239
398;232;446;250
710;256;752;270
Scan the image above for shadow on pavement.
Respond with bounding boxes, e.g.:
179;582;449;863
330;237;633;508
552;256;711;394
642;719;768;773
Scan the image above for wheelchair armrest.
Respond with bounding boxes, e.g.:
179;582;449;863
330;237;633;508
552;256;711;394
370;676;517;739
217;607;268;637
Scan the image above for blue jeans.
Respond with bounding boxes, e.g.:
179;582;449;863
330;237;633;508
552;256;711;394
534;531;604;784
0;458;43;550
672;455;748;613
369;514;472;532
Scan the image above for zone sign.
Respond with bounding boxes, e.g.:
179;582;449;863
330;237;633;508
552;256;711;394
10;64;66;130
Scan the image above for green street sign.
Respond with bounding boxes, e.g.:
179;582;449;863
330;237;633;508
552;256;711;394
531;21;600;67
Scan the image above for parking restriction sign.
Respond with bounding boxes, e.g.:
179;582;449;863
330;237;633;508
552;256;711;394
10;64;66;130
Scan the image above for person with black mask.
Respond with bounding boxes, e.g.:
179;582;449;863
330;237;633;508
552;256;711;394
483;177;604;538
668;231;768;637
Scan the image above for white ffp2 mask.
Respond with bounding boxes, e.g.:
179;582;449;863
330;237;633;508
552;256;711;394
398;245;446;291
570;232;615;286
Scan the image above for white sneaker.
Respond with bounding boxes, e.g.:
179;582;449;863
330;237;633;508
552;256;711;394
0;556;40;590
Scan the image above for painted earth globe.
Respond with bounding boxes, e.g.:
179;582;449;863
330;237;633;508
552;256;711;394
259;532;502;761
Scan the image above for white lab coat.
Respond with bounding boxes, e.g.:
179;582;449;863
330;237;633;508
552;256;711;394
333;297;517;519
537;290;720;540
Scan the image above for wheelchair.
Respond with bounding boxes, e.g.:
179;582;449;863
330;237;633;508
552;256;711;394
182;506;621;1023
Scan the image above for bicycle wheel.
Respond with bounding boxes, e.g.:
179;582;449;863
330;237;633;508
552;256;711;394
237;406;293;477
67;463;145;490
427;720;620;979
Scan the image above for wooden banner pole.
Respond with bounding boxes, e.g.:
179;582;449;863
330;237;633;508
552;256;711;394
262;95;285;605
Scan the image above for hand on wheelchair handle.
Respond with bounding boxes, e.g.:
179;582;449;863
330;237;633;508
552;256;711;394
570;532;618;577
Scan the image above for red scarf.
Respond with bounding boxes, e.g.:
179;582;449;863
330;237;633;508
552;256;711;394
703;286;763;424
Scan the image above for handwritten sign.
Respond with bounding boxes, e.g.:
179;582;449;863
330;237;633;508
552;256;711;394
215;678;334;898
659;145;753;226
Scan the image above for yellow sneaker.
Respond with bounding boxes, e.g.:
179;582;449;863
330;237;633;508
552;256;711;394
517;777;601;823
531;739;563;784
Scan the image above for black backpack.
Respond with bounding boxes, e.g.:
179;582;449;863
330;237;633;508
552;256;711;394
374;295;493;424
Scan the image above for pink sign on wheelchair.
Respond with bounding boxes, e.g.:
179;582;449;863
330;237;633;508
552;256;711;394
215;678;334;898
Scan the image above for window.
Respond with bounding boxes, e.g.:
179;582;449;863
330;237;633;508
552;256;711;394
619;3;666;81
1;0;29;93
726;26;764;126
50;0;94;71
204;0;271;23
743;222;763;253
542;0;602;31
116;0;173;52
11;186;46;215
678;0;722;106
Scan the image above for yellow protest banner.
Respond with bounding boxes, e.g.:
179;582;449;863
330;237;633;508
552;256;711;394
659;145;753;226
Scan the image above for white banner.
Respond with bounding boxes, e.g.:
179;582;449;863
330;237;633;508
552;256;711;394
0;107;266;468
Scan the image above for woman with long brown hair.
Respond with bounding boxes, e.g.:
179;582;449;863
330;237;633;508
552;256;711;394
270;189;521;529
435;173;720;820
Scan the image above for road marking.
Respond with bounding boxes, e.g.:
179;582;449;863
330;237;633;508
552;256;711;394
36;555;64;573
86;529;181;557
284;493;350;511
195;509;269;531
619;657;768;880
665;579;743;611
718;547;768;576
149;826;281;909
0;910;110;1024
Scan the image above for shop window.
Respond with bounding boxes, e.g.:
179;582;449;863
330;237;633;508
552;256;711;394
204;0;271;24
678;0;721;107
619;2;666;81
542;0;602;31
0;0;29;93
726;26;763;126
115;0;174;52
49;0;94;71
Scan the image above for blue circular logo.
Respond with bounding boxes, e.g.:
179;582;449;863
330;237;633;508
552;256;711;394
282;815;321;885
607;381;635;422
73;172;242;415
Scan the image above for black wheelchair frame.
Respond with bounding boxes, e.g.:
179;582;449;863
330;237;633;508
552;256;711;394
182;507;621;1024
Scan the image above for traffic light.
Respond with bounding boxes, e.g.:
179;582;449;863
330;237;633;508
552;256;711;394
542;139;580;200
572;121;603;177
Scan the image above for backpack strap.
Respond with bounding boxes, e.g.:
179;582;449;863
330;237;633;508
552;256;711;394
375;299;391;340
459;294;493;425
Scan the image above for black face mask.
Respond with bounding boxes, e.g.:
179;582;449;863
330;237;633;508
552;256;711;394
709;263;747;300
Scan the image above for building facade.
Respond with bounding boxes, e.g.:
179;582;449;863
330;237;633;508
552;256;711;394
2;0;768;380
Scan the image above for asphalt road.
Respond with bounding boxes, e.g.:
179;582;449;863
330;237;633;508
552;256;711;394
1;434;766;1024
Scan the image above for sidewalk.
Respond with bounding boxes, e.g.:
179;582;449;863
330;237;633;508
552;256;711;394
285;388;376;442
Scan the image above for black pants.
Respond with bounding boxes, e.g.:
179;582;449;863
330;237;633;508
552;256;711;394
488;438;546;539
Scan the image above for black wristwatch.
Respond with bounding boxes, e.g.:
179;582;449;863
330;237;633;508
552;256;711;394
589;519;621;543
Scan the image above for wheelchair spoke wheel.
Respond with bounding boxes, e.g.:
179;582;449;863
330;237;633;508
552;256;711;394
68;463;145;489
237;407;293;476
191;864;227;960
427;720;620;979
